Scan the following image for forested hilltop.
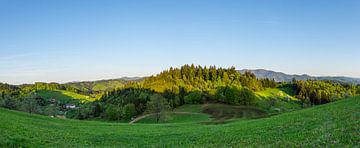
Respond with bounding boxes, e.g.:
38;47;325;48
1;64;359;122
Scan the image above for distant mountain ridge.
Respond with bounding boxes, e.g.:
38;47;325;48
239;69;360;84
66;76;144;84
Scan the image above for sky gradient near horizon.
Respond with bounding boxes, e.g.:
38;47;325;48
0;0;359;84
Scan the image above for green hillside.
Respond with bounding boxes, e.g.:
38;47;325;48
136;113;210;124
1;96;358;147
64;79;131;93
37;90;98;103
135;103;266;124
255;88;302;113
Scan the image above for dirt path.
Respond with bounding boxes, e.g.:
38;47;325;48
129;112;204;124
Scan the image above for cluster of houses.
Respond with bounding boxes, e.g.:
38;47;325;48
48;98;77;109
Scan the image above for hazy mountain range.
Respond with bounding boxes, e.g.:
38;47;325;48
239;69;360;84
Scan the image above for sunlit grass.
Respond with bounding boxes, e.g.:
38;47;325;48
1;96;358;147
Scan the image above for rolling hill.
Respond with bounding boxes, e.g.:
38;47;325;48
64;77;144;93
1;96;358;147
239;69;360;84
36;90;98;103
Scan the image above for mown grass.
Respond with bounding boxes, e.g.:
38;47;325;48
202;104;266;120
173;104;203;113
137;103;265;124
136;113;210;124
0;96;359;147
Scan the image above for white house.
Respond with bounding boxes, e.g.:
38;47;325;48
65;104;76;109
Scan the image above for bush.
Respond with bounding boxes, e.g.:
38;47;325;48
122;103;136;120
44;105;58;116
66;105;92;120
184;91;204;104
19;98;42;114
105;104;122;120
235;87;257;105
145;94;170;123
224;86;241;104
1;95;18;109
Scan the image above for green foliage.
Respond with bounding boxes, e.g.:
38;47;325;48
162;89;180;108
260;78;277;88
143;65;268;93
19;94;43;114
237;87;257;105
184;90;204;104
137;65;273;110
122;103;136;120
145;94;170;123
104;104;122;120
215;86;257;105
0;83;19;94
0;95;18;110
294;80;357;105
100;88;151;119
44;105;58;117
91;103;102;117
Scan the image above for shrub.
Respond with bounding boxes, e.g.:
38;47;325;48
105;104;122;120
122;103;136;120
236;87;257;105
184;91;204;104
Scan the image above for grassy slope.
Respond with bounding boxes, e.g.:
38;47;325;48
137;103;266;124
173;104;203;113
136;113;210;124
256;88;296;100
135;105;209;124
59;90;98;102
37;90;97;103
256;88;302;112
1;96;359;147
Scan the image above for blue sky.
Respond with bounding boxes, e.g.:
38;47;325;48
0;0;359;84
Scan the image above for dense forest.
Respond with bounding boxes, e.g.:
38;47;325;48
293;79;358;105
1;64;359;121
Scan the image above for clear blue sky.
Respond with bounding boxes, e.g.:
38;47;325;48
0;0;359;84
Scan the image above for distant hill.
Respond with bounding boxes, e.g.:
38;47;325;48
239;69;360;84
64;77;145;92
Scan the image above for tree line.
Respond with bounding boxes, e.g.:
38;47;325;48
0;92;65;117
293;79;358;105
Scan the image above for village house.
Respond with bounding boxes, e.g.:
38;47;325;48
65;104;76;109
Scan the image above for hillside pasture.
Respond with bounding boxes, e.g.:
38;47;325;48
37;90;97;103
0;96;359;147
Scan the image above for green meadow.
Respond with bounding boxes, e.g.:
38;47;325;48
37;90;98;103
1;96;358;147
